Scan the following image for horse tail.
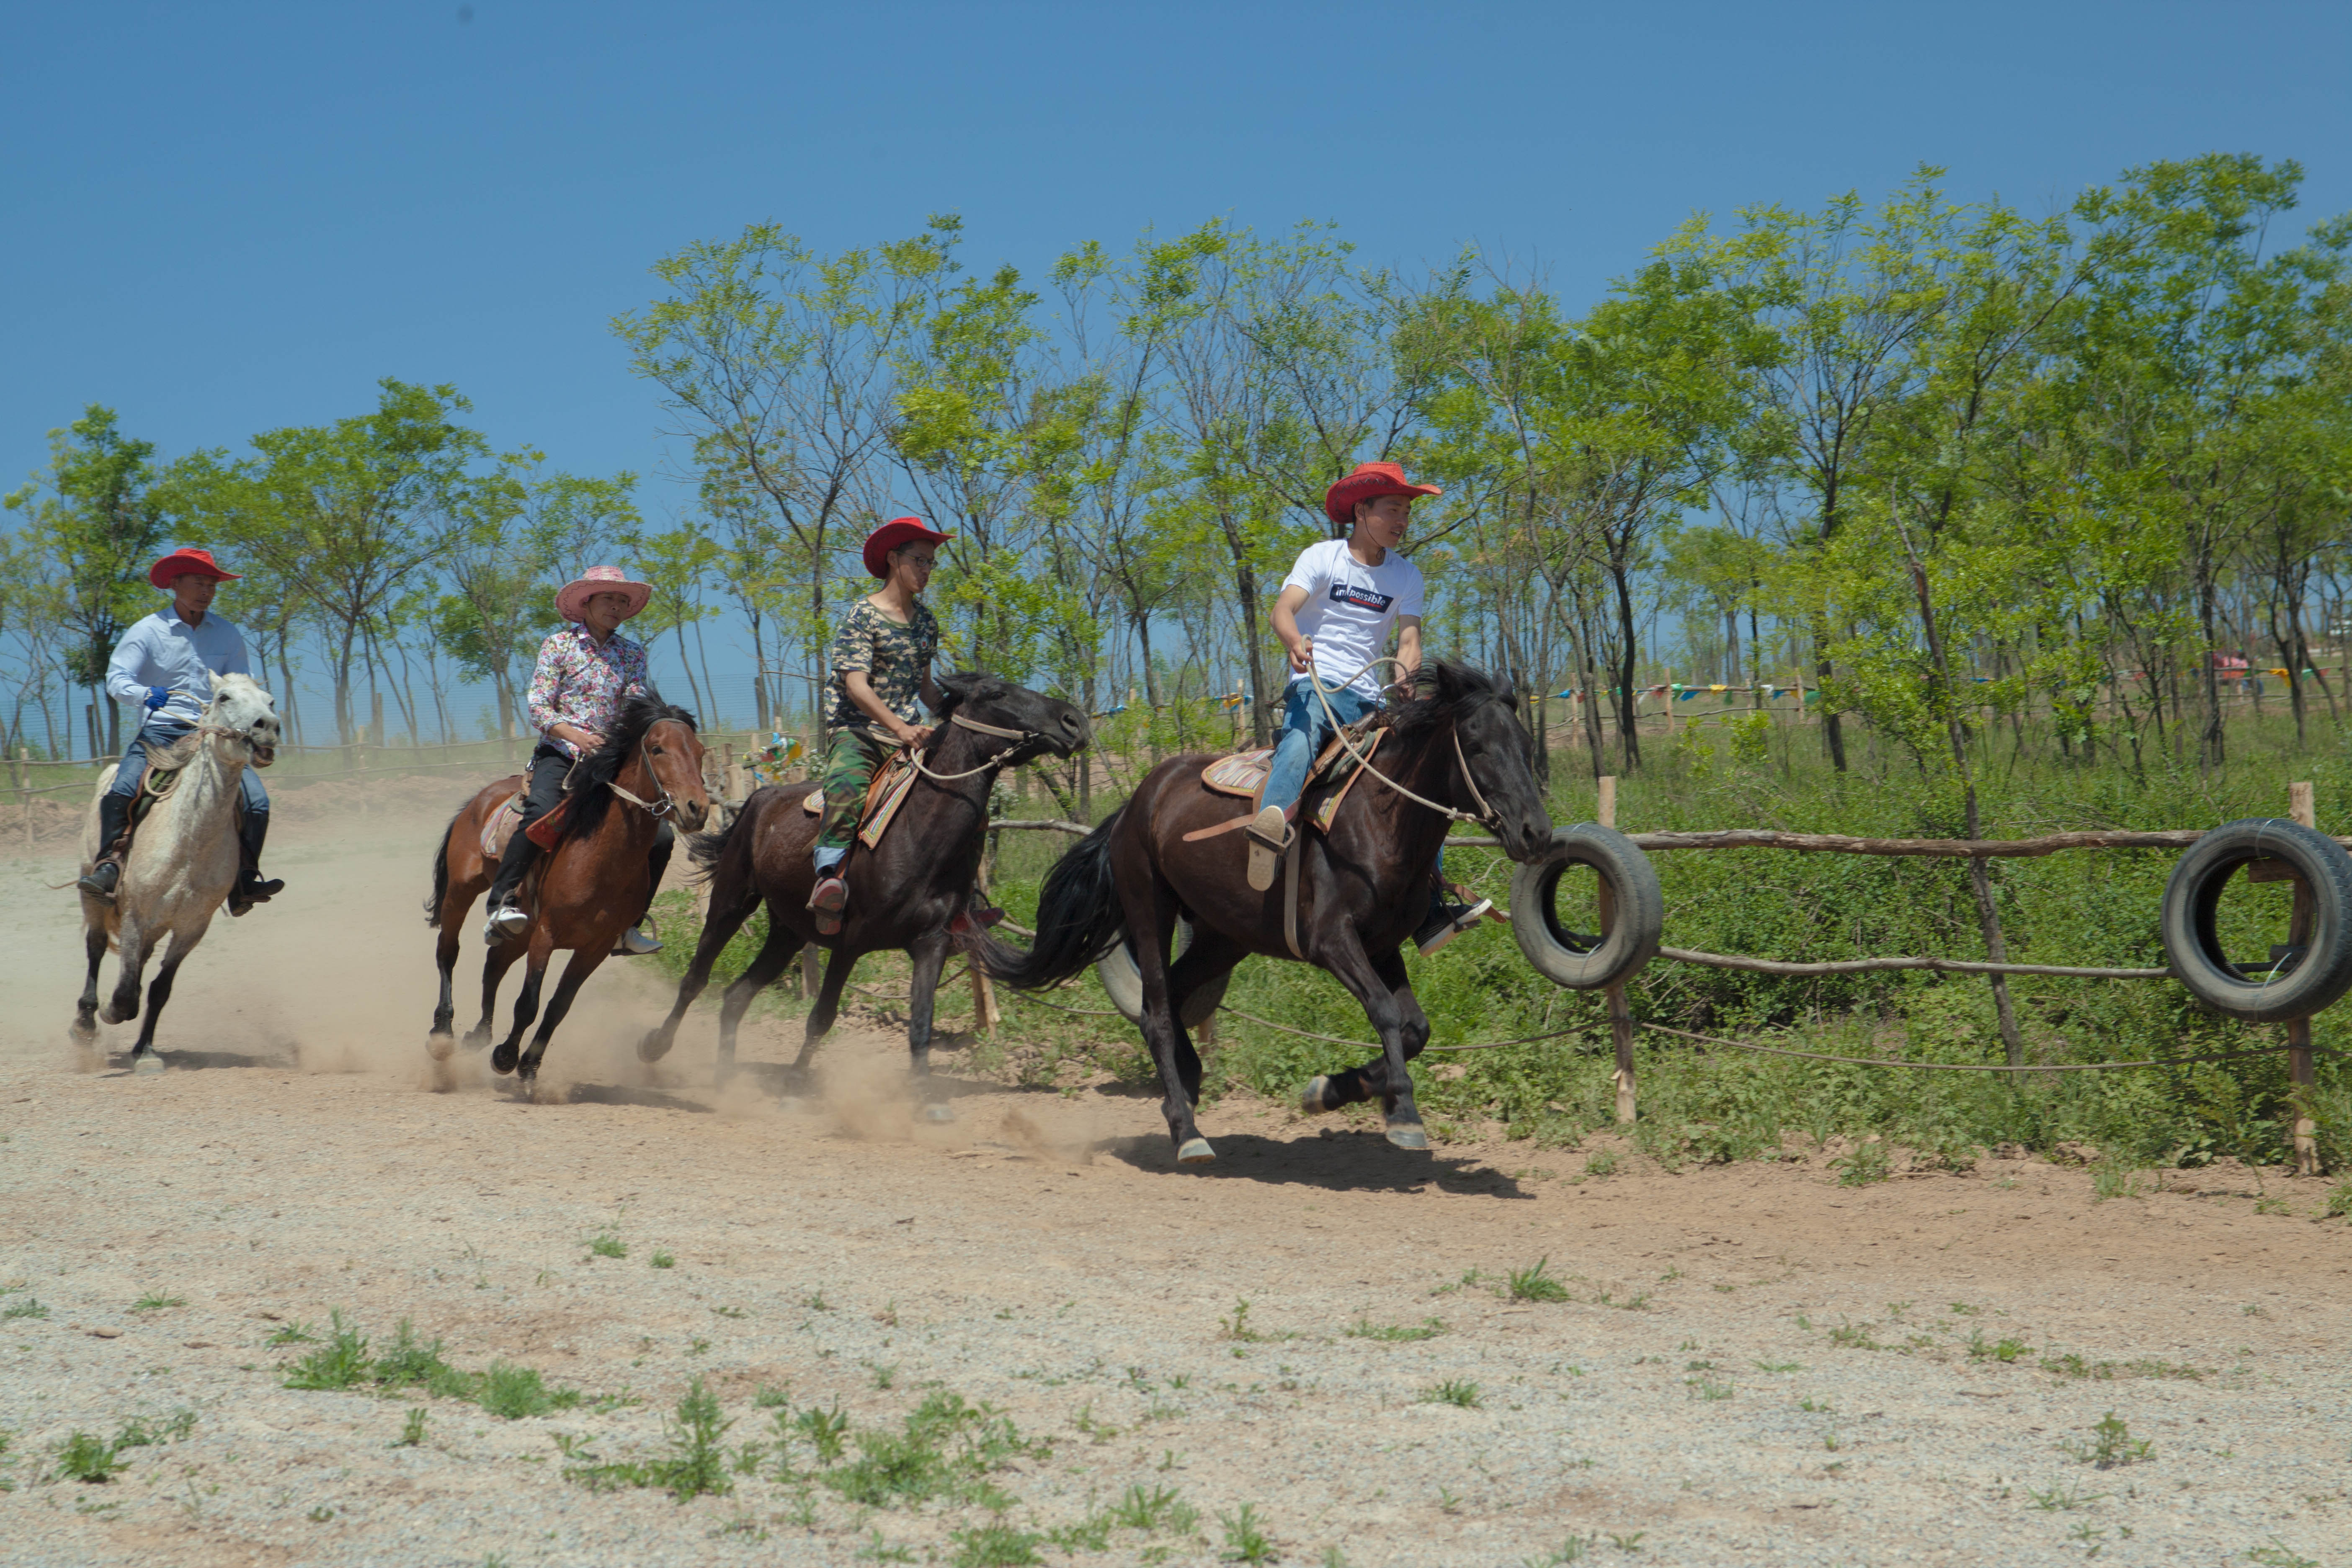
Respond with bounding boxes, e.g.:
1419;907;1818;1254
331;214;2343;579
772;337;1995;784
685;798;745;885
424;806;462;927
975;808;1128;990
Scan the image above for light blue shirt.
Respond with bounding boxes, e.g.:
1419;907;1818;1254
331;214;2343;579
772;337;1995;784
105;606;252;727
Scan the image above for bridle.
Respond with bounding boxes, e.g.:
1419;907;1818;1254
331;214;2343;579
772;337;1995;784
596;725;696;819
903;710;1055;784
1303;658;1502;831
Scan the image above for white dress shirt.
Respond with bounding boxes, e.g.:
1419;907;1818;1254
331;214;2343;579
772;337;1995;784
105;606;253;727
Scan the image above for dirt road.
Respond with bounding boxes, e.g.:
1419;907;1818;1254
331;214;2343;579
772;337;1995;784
2;799;2347;1566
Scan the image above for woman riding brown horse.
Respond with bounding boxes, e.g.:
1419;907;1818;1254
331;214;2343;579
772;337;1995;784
979;661;1553;1163
425;692;711;1089
640;671;1086;1084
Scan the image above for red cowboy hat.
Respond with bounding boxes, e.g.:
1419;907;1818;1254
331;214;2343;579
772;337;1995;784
1323;462;1442;528
863;516;951;580
148;548;240;590
554;565;653;624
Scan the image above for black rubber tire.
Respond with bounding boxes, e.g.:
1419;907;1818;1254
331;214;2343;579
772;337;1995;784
1097;918;1229;1029
1511;823;1663;990
2161;817;2352;1023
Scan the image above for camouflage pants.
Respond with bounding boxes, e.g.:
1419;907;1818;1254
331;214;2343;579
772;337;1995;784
815;728;895;852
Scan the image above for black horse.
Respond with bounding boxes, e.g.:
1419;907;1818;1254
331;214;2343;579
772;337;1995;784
979;662;1553;1162
639;671;1088;1082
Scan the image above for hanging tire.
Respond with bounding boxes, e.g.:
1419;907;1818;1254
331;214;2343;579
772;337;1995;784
1511;823;1663;990
1097;917;1229;1029
2161;817;2352;1023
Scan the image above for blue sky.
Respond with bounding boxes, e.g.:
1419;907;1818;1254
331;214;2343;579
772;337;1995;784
5;0;2349;732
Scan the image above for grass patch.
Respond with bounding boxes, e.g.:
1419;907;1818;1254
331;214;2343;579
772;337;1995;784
2060;1411;2153;1469
1508;1257;1571;1302
130;1292;185;1312
279;1311;590;1416
1420;1379;1482;1409
586;1232;627;1260
1346;1317;1445;1342
950;1523;1043;1567
820;1391;1043;1511
560;1377;733;1501
2;1297;49;1321
1219;1502;1277;1564
650;1251;676;1269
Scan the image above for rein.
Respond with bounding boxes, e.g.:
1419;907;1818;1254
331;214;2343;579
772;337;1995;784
904;711;1045;784
580;731;681;818
1302;659;1498;830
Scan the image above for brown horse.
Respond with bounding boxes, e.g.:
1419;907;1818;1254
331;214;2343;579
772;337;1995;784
424;693;711;1089
638;671;1087;1084
979;661;1553;1163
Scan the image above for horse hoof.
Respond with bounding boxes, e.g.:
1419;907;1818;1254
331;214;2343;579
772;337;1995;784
1177;1137;1216;1164
636;1030;673;1064
490;1044;518;1076
1385;1124;1429;1152
69;1019;96;1046
1299;1075;1333;1115
922;1103;956;1124
131;1054;165;1076
426;1031;456;1062
99;1004;132;1027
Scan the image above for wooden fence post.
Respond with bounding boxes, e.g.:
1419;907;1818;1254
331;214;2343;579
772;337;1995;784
1598;775;1635;1125
800;942;821;999
2289;779;2319;1177
970;968;1000;1038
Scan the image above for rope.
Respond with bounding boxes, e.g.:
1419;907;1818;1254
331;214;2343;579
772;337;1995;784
1301;657;1491;828
1210;1003;1585;1053
1636;1021;2342;1073
1656;945;2171;980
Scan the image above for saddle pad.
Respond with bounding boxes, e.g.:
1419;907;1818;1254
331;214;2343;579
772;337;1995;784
1202;750;1273;799
482;792;525;862
857;753;921;850
1313;727;1383;833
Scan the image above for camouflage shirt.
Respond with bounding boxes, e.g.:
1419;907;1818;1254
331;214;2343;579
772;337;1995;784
824;598;939;732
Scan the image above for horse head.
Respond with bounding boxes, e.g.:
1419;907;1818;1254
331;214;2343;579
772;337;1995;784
642;711;712;833
936;671;1091;763
204;671;281;766
1403;661;1553;862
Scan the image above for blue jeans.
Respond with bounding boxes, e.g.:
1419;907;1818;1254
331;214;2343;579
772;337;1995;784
111;718;269;818
1262;680;1372;818
1264;679;1450;923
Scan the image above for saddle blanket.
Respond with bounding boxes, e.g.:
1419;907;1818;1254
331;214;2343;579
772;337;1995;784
796;751;921;850
1197;730;1384;833
481;790;571;861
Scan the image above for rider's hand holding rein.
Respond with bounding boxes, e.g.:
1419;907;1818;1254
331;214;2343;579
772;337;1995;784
844;670;934;750
552;723;604;754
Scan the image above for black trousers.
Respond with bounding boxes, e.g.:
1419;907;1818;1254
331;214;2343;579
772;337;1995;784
487;743;672;922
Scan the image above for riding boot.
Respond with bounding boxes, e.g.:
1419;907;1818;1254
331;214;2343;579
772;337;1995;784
75;791;134;901
227;809;282;918
481;833;541;943
615;823;672;955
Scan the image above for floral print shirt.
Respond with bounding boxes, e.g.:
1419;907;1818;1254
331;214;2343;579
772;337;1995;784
825;598;939;732
526;624;650;757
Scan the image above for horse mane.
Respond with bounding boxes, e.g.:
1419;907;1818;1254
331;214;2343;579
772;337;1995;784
556;690;697;844
1383;660;1516;741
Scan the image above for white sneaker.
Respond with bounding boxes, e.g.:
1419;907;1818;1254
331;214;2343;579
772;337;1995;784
617;926;663;956
482;904;530;944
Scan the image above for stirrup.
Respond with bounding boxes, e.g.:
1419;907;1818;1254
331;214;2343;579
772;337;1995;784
482;902;531;943
1244;806;1290;893
614;926;663;957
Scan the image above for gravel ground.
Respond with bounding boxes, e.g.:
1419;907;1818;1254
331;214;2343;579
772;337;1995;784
1;805;2348;1567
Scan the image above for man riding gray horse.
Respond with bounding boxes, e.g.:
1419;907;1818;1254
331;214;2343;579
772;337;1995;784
77;548;282;915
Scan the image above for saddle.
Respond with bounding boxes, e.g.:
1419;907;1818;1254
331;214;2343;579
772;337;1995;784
1189;721;1386;838
96;759;189;868
799;747;920;850
481;789;574;863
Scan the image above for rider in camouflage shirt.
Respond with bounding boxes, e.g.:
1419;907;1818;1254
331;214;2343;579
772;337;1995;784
808;517;950;931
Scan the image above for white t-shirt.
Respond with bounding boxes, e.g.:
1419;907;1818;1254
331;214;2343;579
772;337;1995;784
1281;537;1425;700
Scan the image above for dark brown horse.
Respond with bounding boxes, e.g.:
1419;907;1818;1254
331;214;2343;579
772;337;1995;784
637;672;1088;1085
979;662;1553;1163
424;694;711;1090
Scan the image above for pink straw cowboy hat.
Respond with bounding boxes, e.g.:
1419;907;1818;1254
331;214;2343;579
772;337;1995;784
555;565;653;624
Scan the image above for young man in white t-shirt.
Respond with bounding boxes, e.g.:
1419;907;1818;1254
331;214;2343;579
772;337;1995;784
1247;462;1493;954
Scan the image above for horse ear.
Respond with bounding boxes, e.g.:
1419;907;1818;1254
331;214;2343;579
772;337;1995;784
939;670;979;703
206;669;225;701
